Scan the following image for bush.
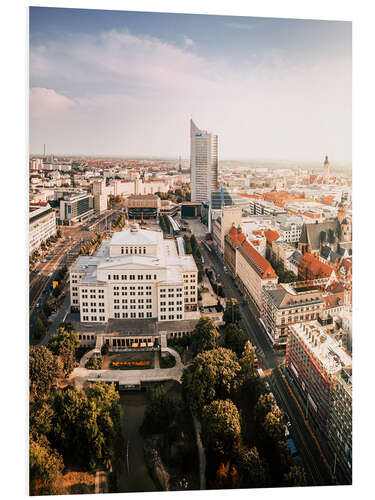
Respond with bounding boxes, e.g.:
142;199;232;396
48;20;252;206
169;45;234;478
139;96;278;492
101;344;109;355
85;357;103;370
160;353;176;369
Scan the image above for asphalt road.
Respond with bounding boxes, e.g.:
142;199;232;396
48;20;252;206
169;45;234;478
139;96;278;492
194;224;334;487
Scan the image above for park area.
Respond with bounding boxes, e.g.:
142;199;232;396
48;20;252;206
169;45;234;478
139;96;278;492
102;351;155;370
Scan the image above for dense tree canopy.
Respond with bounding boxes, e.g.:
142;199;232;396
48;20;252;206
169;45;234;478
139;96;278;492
190;317;220;356
48;327;80;356
223;299;241;325
240;340;257;381
254;393;278;424
29;346;59;402
51;383;122;470
201;399;241;455
236;445;270;488
263;406;287;442
224;324;248;357
29;434;64;496
141;386;179;436
182;348;241;413
282;465;308;487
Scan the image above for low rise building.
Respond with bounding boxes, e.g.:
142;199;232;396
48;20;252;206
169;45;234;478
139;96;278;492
125;194;161;219
29;202;57;253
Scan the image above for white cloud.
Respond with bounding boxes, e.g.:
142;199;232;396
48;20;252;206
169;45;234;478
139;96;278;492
29;29;351;161
29;87;76;118
184;36;194;46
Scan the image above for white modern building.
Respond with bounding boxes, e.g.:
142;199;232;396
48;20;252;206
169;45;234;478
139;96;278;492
29;203;57;254
92;179;108;213
70;224;198;323
190;119;218;203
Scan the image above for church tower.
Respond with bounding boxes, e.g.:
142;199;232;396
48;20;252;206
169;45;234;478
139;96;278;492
323;155;330;182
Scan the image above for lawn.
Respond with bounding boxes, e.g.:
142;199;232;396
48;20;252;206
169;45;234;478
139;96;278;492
102;351;155;370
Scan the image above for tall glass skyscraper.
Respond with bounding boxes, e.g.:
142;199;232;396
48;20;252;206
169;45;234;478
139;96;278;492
190;119;218;203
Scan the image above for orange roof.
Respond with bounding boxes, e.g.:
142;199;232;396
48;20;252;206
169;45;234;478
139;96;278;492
227;226;246;246
237;193;263;199
299;253;333;279
240;240;277;279
264;229;280;245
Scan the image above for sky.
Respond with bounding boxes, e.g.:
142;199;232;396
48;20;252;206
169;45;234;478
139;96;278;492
29;7;352;163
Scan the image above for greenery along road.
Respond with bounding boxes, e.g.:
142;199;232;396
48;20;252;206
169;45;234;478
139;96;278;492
197;235;333;486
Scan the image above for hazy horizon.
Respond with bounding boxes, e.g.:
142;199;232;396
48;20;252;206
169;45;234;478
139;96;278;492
30;8;352;163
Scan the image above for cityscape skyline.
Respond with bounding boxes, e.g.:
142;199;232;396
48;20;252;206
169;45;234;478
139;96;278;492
30;7;351;163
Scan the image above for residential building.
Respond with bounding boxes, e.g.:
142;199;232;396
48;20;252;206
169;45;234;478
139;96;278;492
59;193;94;225
225;226;278;311
29;202;57;253
262;282;324;347
70;223;198;323
286;321;352;484
190;119;218;203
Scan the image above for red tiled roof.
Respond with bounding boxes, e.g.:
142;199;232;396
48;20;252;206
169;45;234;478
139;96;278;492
227;226;246;247
299;253;333;279
264;229;280;245
240;240;277;279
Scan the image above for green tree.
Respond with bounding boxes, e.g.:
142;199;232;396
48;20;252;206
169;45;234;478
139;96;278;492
32;316;47;341
182;347;241;413
263;406;287;442
51;383;122;470
254;393;277;424
282;465;308;487
201;399;241;455
190;317;220;355
30;434;65;496
224;324;248;356
57;345;75;377
30;401;54;438
223;299;241;325
236;445;270;488
29;346;59;402
141;386;179;436
48;327;80;357
240;340;256;380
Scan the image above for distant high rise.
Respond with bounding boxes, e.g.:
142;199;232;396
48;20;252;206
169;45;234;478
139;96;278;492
190;119;218;203
324;155;330;181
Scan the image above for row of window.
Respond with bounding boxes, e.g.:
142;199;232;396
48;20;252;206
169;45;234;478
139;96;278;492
82;316;105;321
114;312;152;319
160;314;183;320
109;274;156;281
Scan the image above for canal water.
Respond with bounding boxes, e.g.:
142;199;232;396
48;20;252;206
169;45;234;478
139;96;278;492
118;392;158;493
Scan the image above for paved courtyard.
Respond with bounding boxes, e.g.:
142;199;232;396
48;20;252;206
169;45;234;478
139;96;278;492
70;347;184;389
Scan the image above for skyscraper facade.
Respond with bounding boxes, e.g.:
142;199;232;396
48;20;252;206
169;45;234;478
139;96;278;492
190;119;218;203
